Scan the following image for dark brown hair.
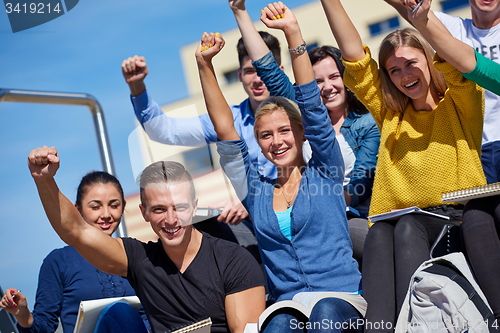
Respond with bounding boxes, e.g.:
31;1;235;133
237;31;281;67
309;45;369;115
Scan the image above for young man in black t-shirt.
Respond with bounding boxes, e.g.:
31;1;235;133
28;146;266;333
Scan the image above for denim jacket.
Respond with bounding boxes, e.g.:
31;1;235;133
253;52;380;215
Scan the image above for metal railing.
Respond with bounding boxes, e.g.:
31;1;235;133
0;88;127;237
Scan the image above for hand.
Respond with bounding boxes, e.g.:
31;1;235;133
209;199;249;225
260;2;298;32
122;55;148;97
122;55;148;84
0;289;28;317
195;32;225;63
228;0;245;12
28;146;60;179
405;0;431;25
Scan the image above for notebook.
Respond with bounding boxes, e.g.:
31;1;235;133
442;182;500;204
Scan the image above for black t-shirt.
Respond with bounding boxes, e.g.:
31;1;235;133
122;233;265;333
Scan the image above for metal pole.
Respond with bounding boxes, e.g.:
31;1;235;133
0;88;127;237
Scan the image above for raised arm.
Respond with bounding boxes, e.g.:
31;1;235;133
260;2;313;85
196;33;240;142
406;0;476;73
229;0;270;61
320;0;365;62
28;146;128;277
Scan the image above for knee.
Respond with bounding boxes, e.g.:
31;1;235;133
261;310;305;332
365;222;393;246
310;298;359;322
94;302;147;333
394;216;424;242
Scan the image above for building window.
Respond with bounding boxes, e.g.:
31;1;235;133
440;0;469;12
307;42;318;51
182;146;214;177
369;16;400;37
224;69;239;85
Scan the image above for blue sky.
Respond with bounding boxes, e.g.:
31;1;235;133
0;0;313;309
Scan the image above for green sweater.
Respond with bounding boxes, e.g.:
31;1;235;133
463;50;500;96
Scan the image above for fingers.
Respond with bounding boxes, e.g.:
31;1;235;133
217;207;243;225
121;55;147;75
216;201;249;225
28;146;58;167
199;32;224;52
1;288;19;308
262;2;286;20
197;32;225;61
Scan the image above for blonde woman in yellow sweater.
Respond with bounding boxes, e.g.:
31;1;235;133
320;0;486;331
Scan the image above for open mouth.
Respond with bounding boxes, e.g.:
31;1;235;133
323;92;338;100
273;148;289;157
404;80;418;89
163;226;181;235
98;222;112;229
253;87;266;95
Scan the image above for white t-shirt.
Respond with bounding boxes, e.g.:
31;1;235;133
434;10;500;145
337;133;355;186
302;134;354;186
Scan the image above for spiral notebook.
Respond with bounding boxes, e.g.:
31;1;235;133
171;318;212;333
442;182;500;204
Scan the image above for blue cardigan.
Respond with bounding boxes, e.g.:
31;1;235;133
217;80;362;302
253;52;380;215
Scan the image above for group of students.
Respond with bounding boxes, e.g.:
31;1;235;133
1;0;500;332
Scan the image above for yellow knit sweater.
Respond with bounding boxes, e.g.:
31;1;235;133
342;46;486;217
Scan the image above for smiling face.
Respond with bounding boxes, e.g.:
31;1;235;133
139;181;197;249
313;56;348;114
469;0;500;23
77;183;123;236
255;109;304;167
238;56;270;112
385;46;435;104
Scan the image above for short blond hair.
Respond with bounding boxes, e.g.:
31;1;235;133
378;28;447;112
254;96;303;139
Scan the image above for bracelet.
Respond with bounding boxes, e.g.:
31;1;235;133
288;41;307;55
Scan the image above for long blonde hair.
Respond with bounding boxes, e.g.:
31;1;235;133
254;96;304;139
378;28;447;112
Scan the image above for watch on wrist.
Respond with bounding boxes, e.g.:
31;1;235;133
288;41;307;55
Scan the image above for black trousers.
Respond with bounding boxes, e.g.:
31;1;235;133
362;206;463;333
462;195;500;319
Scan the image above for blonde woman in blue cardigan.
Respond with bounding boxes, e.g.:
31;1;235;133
195;3;364;332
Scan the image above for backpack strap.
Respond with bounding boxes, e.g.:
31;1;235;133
423;263;496;331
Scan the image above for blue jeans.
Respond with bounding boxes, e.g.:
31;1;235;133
93;301;148;333
261;298;363;333
481;140;500;184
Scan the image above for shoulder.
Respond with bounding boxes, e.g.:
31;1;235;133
43;246;78;261
351;111;376;123
202;234;256;266
200;234;265;290
433;11;470;31
203;233;245;255
433;11;464;24
122;237;158;256
234;99;250;117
